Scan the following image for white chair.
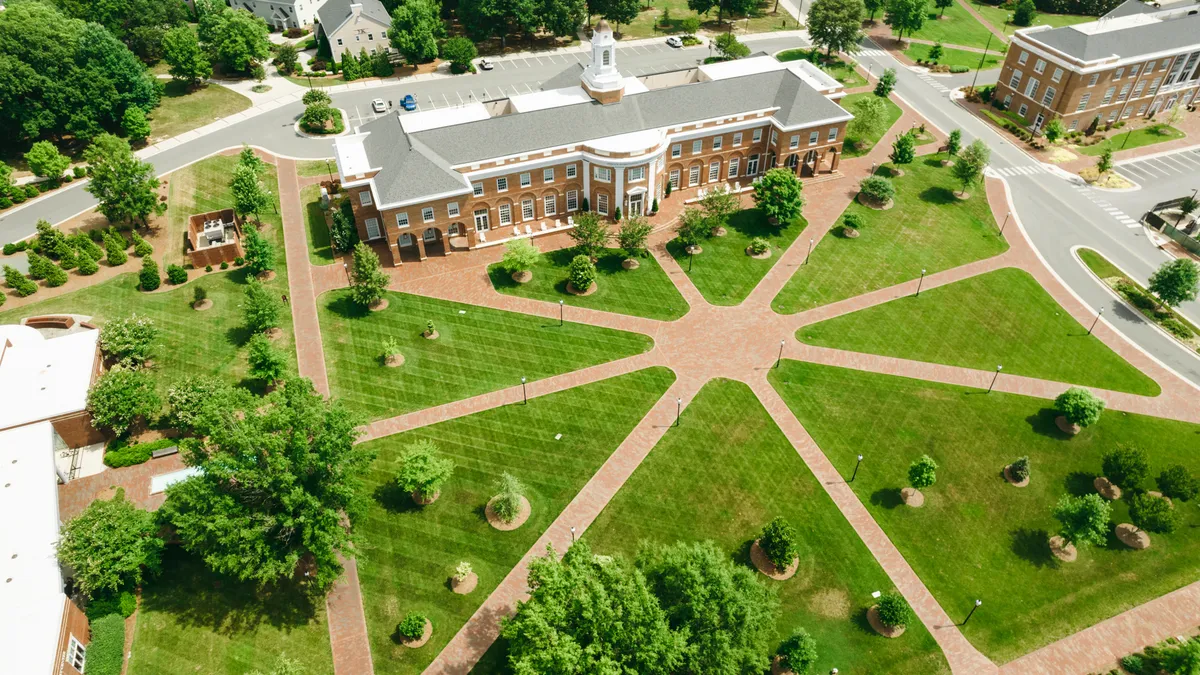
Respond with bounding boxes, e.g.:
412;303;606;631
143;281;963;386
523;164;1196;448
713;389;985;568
734;181;741;191
540;222;548;231
555;218;563;228
479;231;487;242
567;216;574;226
512;226;520;237
524;224;533;235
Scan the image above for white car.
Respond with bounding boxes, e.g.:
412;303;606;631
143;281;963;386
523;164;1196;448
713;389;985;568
479;58;494;70
371;98;386;113
666;36;683;48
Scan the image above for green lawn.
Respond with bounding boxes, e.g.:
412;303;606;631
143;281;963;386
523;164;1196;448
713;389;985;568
769;361;1200;664
302;184;336;265
798;267;1160;396
581;379;950;674
776;49;869;88
972;2;1092;36
619;0;799;40
297;159;337;178
904;42;1002;70
1078;248;1200;350
355;367;676;675
665;208;807;305
1074;124;1186;156
487;247;689;320
772;156;1008;313
128;548;333;674
841;92;904;159
318;290;655;420
907;0;1004;50
149;81;252;143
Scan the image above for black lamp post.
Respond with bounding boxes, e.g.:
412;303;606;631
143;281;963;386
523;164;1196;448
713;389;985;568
999;211;1010;237
688;247;694;272
559;299;564;327
805;238;814;264
775;339;785;368
521;377;527;404
988;365;1002;393
675;397;682;426
570;526;576;542
325;159;334;182
1088;308;1104;335
850;454;863;482
963;599;982;625
916;268;926;296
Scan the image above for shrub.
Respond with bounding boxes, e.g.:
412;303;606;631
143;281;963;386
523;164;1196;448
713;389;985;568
1010;456;1031;482
454;561;473;582
1052;493;1111;548
1055;387;1104;427
382;336;402;360
85;590;137;621
396;439;455;501
11;192;25;204
85;613;126;675
73;233;104;260
221;261;229;270
397;612;428;641
778;627;818;674
133;238;153;257
908;454;938;490
1156;465;1199;502
502;238;541;273
491;472;526;523
166;375;233;430
234;256;245;266
749;237;770;255
1101;445;1148;489
1158;317;1193;338
57;488;162;599
1129;492;1178;534
104;437;175;468
1120;654;1145;675
99;314;158;368
949;64;969;73
78;253;99;275
166;264;188;285
875;591;910;628
859;175;895;203
23;184;38;199
4;265;38;296
331;201;359;253
0;197;12;208
758;516;799;569
568;254;596;291
138;256;160;291
74;166;87;178
2;241;26;255
842;213;865;231
193;286;208;304
87;367;161;436
204;264;213;273
889;131;916;165
25;250;52;279
44;261;67;287
104;232;129;266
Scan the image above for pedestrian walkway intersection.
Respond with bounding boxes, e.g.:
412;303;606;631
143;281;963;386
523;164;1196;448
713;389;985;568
913;69;952;93
1069;183;1143;229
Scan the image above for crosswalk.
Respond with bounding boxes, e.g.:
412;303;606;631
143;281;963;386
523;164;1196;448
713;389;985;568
857;48;886;57
1069;184;1143;229
990;165;1054;177
913;70;951;93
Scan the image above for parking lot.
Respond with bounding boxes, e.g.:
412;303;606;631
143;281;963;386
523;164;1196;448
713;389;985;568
1116;147;1200;182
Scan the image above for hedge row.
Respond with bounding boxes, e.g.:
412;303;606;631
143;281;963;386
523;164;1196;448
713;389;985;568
85;614;125;675
103;437;176;468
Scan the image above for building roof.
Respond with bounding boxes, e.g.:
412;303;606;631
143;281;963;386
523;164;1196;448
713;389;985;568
359;119;472;205
0;325;99;431
0;422;68;675
317;0;390;34
1103;0;1158;18
1023;8;1200;61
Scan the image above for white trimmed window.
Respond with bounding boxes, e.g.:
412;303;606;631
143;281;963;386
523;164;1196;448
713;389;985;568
67;637;85;672
1137;103;1148;114
628;166;645;181
472;182;484;197
543;194;556;216
688;164;700;186
713;136;723;150
521;199;534;221
1052;67;1063;82
1160;58;1171;71
1130;65;1141;77
422;207;434;223
1017;103;1028;117
789;135;799;149
1117;83;1130;102
747;154;759;175
396;212;410;228
1017;51;1028;65
359;190;373;206
669;169;680;188
1088;73;1099;86
808;131;819;145
727;157;739;178
1033;58;1046;74
566;190;578;211
692;139;703;154
1042;86;1056;106
336;38;343;45
368;33;374;40
1114;67;1124;79
770;130;778;145
1108;110;1117;122
1122;106;1133;118
566;164;577;178
752;128;762;143
498;203;512;225
365;217;380;239
497;177;508;192
1024;78;1039;98
1009;70;1022;89
1133;80;1146;97
447;202;459;217
671;143;681;158
1101;86;1115;104
594;166;612;182
1069;120;1079;130
519;172;531;187
1150;76;1162;93
474;208;490;231
828;127;838;142
708;160;719;182
543;168;554;183
733;132;743;146
1076;93;1090;111
596;193;609;215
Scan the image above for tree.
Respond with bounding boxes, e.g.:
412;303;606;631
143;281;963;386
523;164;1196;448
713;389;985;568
848;95;887;141
139;255;160;291
104;230;129;266
243;225;276;275
874;67;897;97
1148;258;1199;308
388;0;445;64
933;0;952;17
714;32;750;60
858;175;895;203
1101;445;1149;489
952;138;990;196
679;16;701;36
162;25;211;87
501;540;684;675
889;130;916;165
927;42;943;62
167;375;241;430
617;216;653;258
502;238;541;273
24;141;70;181
568;211;610;258
1055;387;1105;428
539;0;588;37
86;367;162;436
1129;492;1178;534
491;472;527;523
947;129;962;156
160;378;372;590
1052;493;1111;548
340;50;360;81
753;168;805;225
4;264;38;296
84;134;166;226
350;241;390;307
699;186;740;233
884;0;925;40
371;49;395;77
1010;455;1031;482
875;591;910;628
54;0;189;60
758;516;799;569
395;439;455;501
302;90;331;108
231;163;272;219
1012;0;1036;26
908;454;937;489
638;540;779;675
1157;465;1199;502
200;6;270;73
806;0;866;59
1097;147;1114;174
441;36;478;73
122;106;151;144
243;279;281;333
247;333;287;383
602;0;641;32
56;490;163;598
1043;118;1066;144
864;0;884;20
300;101;338;133
778;628;818;675
568;254;597;291
269;43;296;76
99;314;158;368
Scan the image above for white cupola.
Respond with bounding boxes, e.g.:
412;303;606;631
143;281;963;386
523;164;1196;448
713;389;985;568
581;20;625;103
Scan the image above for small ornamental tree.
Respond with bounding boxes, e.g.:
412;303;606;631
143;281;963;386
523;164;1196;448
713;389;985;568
25;141;71;181
78;253;99;276
777;628;818;675
231;164;272;220
858;175;895;203
56;490;164;598
396;439;455;502
617;216;653;259
1012;0;1036;26
889;131;916;166
139;256;161;291
1148;258;1199;308
25;250;53;280
1129;492;1178;534
87;367;162;436
952;139;991;196
502;238;541;274
397;612;428;641
753;168;805;225
441;36;478;73
842;213;865;232
122;107;152;144
1097;148;1114;175
700;186;740;234
349;241;390;307
247;334;287;384
1157;465;1199;502
274;42;299;74
1101;445;1149;489
758;516;799;570
714;32;750;60
243;279;281;333
491;473;527;523
1010;456;1031;482
104;231;129;266
303;89;332;106
848;95;887;146
875;591;911;628
166;264;188;285
569;211;610;259
1055;387;1105;428
243;226;277;275
166;375;235;430
568;254;597;291
44;261;68;287
947;129;962;157
928;42;944;61
1052;493;1111;548
99;314;159;368
4;265;39;297
132;232;153;257
873;67;897;97
1043;118;1066;144
330;202;360;253
676;207;708;248
908;454;937;490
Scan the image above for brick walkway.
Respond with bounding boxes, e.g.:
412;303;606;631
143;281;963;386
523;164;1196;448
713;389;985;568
57;454;185;520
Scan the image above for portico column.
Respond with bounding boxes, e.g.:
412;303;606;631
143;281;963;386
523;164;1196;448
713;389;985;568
416;235;427;260
615;168;624;217
583;159;591;207
443;228;452;255
830;148;840;172
648;164;657;210
389;238;403;266
466;226;478;249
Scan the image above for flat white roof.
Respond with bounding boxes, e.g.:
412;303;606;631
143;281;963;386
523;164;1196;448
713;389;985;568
787;60;842;93
589;128;667;154
698;54;785;81
510;86;593;113
0;422;68;675
0;325;98;431
150;466;203;494
399;103;491;132
333;132;372;177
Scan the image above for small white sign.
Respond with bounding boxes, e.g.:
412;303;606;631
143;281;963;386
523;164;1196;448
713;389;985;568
554;433;563;440
458;310;466;315
871;590;881;599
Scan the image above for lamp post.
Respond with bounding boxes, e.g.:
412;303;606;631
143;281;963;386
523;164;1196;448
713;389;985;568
775;339;785;369
570;526;576;542
1088;307;1104;335
805;238;814;264
676;397;682;427
559;299;564;327
999;211;1010;237
688;247;694;272
850;454;863;482
963;599;982;625
325;159;334;183
988;365;1002;393
916;268;926;296
521;377;527;404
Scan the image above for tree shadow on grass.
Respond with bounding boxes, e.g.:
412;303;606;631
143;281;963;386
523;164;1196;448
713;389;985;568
1065;471;1097;497
850;604;876;636
922;156;944;168
1026;408;1071;440
733;538;755;570
373;481;422;515
870;487;904;509
918;186;958;206
326;293;371;319
225;324;255;348
1010;527;1056;568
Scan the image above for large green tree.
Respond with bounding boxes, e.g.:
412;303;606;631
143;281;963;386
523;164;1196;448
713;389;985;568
540;0;588;36
56;490;164;598
53;0;190;61
885;0;926;40
84;133;165;226
349;241;391;307
159;378;372;591
24;141;71;181
753;168;805;225
388;0;445;64
197;1;270;74
806;0;866;58
231;163;272;219
1148;258;1199;308
162;25;212;88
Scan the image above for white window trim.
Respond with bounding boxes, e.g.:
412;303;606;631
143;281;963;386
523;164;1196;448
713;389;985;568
691;139;703;155
543;168;554;183
566;189;578;211
596;193;609;215
421;207;435;223
543;195;556;216
828;127;838;141
359;190;373;207
713;137;723;150
447;203;459;217
519;172;531;188
67;636;86;672
497;177;508;192
627;166;645;182
521;199;534;221
671;144;681;158
733;132;743;146
498;203;512;225
688;165;700;187
727;158;739;178
396;212;410;228
566;164;577;178
472;182;484;197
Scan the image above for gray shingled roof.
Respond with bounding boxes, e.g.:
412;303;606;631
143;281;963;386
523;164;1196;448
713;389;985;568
317;0;390;34
1103;0;1157;18
360;117;470;205
1028;10;1200;61
410;69;851;166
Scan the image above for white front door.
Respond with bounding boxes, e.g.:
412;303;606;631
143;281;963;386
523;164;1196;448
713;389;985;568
365;217;381;240
628;193;644;216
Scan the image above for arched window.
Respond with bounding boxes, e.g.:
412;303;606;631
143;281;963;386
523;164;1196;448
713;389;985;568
602;49;611;66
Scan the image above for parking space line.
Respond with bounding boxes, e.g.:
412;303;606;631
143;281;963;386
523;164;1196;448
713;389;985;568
1162;155;1192;171
1135;161;1169;177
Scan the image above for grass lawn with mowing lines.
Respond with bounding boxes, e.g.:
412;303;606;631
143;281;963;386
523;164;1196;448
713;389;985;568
907;0;1002;50
619;0;799;39
582;379;950;674
149;81;252;143
354;367;676;675
904;42;1002;70
128;548;333;675
302;184;336;264
841;92;904;159
665;208;807;305
318;290;655;420
297;159;337;178
1074;124;1186;156
769;361;1200;664
972;3;1092;36
772;155;1008;314
487;247;688;320
798;267;1160;396
776;49;868;88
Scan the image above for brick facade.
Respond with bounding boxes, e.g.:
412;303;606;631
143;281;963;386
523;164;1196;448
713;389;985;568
54;597;88;675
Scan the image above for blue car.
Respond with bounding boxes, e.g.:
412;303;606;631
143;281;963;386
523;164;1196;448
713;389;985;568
400;94;417;111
